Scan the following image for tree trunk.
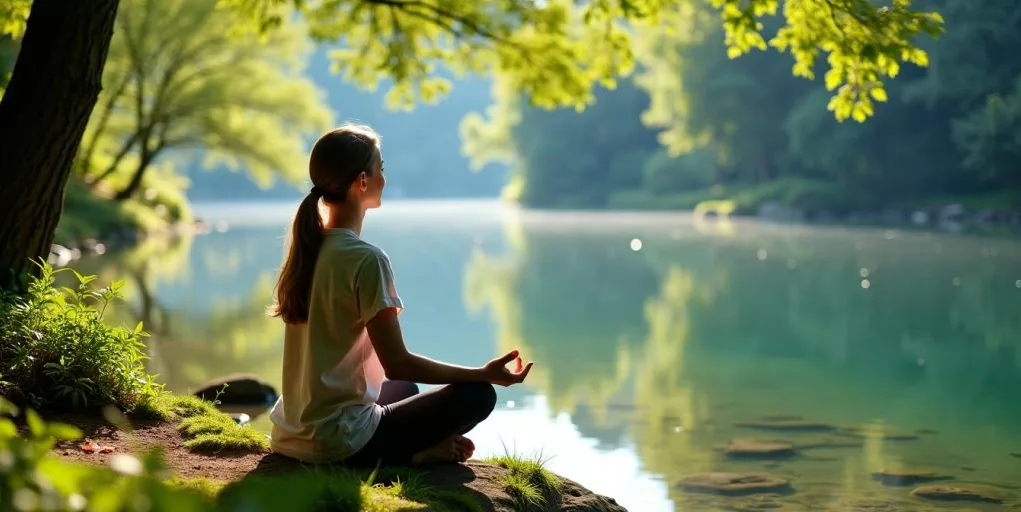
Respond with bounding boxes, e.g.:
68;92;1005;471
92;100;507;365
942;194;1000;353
0;0;120;289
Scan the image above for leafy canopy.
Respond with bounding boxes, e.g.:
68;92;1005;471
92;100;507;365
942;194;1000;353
222;0;943;121
1;0;944;120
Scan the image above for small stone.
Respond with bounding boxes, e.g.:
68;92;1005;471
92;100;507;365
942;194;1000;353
911;484;1007;504
715;439;797;459
735;419;836;432
676;473;793;496
872;468;953;486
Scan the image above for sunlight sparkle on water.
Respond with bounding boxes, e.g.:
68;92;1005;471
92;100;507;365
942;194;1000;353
861;279;871;289
630;238;643;251
860;268;869;277
757;249;767;260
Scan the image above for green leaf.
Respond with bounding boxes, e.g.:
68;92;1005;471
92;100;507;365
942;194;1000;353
47;422;83;441
26;409;44;437
870;87;888;103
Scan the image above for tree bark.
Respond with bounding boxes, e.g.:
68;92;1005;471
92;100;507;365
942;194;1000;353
0;0;120;289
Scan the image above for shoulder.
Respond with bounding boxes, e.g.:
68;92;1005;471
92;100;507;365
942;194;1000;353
321;232;393;271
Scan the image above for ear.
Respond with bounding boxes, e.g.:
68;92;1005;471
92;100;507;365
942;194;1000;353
358;171;368;191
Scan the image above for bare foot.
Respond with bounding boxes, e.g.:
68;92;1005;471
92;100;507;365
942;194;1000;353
454;435;475;460
410;436;471;466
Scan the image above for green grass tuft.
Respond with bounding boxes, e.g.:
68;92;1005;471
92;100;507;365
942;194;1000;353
484;450;562;509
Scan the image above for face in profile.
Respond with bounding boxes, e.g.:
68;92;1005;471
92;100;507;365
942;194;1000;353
357;148;386;210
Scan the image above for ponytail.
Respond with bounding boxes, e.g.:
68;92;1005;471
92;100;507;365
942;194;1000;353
271;192;325;324
270;123;381;324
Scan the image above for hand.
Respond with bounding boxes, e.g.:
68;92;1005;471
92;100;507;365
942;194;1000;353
480;349;533;387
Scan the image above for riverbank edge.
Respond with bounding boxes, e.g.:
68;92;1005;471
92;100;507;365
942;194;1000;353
37;394;628;512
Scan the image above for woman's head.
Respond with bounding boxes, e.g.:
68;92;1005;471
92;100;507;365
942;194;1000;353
309;124;385;210
271;124;384;324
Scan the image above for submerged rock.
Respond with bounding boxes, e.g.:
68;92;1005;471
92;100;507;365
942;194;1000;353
676;473;793;496
911;483;1008;504
871;468;953;486
793;437;864;450
734;418;836;432
1011;452;1021;459
915;428;938;435
835;426;919;441
715;439;797;459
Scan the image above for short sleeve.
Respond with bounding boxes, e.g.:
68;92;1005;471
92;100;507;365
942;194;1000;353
354;250;404;323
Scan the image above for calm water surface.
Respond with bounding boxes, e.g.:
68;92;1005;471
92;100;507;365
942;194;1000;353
77;200;1021;511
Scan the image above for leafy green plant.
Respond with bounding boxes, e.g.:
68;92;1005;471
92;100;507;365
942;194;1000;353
0;397;212;512
0;261;161;413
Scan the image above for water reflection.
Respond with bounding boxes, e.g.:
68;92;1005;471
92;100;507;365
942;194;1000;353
76;201;1021;511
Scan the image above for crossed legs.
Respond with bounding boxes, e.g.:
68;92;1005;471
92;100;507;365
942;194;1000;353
345;380;497;467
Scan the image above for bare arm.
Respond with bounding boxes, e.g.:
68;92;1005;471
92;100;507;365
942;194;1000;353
366;308;485;384
366;308;533;386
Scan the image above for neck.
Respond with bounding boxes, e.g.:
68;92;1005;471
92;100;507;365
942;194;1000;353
326;201;365;235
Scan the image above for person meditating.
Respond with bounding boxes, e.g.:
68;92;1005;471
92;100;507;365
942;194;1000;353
267;124;533;467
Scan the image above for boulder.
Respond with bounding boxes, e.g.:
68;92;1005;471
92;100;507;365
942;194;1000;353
193;373;278;406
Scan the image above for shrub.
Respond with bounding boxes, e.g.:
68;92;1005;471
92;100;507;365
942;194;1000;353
0;261;161;413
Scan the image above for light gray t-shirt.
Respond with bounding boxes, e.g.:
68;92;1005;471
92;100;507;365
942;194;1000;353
269;228;403;463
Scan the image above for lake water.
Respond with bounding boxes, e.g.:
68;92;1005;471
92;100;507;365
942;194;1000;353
76;199;1021;511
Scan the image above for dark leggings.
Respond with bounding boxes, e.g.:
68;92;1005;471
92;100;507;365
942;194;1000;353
344;380;497;467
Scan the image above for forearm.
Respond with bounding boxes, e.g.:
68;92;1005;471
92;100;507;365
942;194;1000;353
389;353;485;384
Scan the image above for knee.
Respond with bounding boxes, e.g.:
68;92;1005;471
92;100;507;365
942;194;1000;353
452;382;496;420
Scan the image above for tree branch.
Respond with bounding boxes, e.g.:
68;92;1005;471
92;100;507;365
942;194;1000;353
360;0;524;51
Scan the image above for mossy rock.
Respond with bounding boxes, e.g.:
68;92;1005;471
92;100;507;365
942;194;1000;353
871;468;953;486
714;439;797;459
911;483;1009;504
676;473;793;496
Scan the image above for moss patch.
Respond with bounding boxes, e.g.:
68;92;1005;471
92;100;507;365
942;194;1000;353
136;394;268;453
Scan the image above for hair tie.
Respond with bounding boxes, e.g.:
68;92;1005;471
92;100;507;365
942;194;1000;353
310;186;324;197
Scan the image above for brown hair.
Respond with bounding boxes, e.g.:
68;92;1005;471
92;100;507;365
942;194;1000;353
270;124;381;324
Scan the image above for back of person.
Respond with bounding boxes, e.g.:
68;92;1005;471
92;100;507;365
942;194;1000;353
266;123;533;468
269;228;399;463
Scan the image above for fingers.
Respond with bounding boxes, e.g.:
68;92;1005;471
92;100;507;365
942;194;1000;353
513;361;534;383
493;349;520;366
514;356;523;372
